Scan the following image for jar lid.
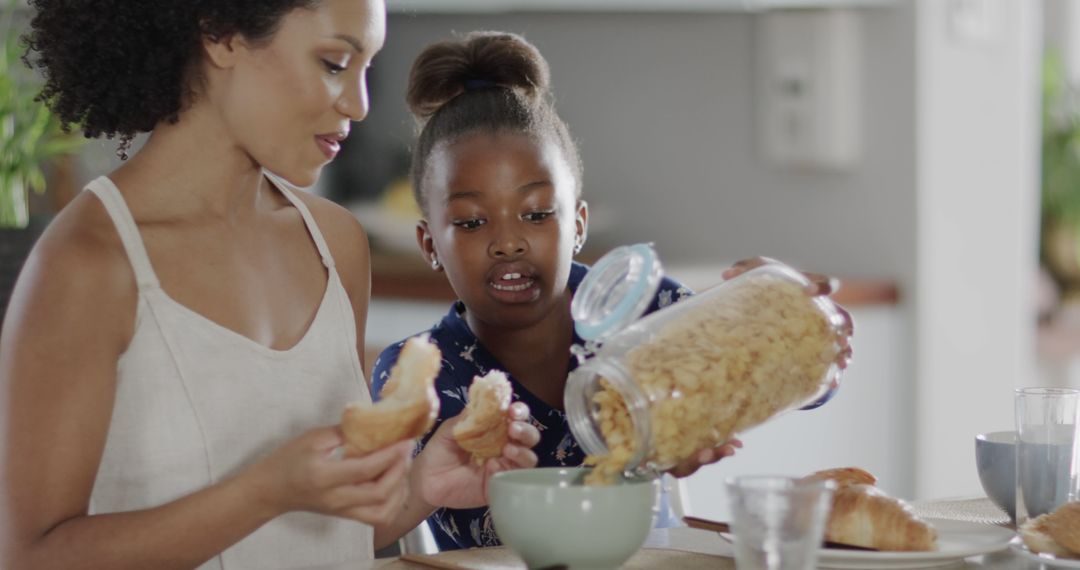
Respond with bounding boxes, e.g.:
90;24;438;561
572;243;663;342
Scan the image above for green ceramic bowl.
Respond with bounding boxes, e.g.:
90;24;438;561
488;467;660;570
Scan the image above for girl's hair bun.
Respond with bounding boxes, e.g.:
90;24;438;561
406;31;551;120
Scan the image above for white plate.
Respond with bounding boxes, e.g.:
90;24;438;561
815;519;1015;569
1010;537;1080;568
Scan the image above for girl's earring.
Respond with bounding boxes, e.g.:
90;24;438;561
573;242;583;255
431;257;441;270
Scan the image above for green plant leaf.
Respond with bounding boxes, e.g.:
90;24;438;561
0;7;86;229
40;135;85;157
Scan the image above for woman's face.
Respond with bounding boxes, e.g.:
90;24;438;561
209;0;385;186
419;131;586;331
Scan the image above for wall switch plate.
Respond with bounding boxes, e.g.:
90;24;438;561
756;8;862;170
947;0;1004;47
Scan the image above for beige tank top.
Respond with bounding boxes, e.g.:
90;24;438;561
85;175;374;569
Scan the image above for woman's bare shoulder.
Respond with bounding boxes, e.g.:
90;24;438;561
4;190;140;349
288;190;371;274
37;191;135;283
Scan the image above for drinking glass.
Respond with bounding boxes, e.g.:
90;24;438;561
725;476;834;570
1015;387;1080;526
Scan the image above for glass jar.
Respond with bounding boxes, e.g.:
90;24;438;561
565;244;848;483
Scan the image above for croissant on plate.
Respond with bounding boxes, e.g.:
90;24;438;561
804;467;937;551
826;484;938;551
1021;501;1080;558
803;466;877;488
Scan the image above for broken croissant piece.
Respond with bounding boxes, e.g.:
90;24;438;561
805;467;936;552
453;370;513;464
1021;513;1078;558
1018;501;1080;558
1048;502;1080;555
341;335;441;456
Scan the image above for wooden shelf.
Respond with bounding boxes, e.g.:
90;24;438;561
387;0;895;13
371;252;899;306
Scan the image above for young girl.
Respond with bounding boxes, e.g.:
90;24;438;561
1;3;540;568
376;30;853;551
372;31;845;551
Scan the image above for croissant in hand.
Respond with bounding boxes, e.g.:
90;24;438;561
453;370;514;464
340;335;441;456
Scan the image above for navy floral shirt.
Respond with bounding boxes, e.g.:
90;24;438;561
371;262;692;551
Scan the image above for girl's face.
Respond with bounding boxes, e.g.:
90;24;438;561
419;131;587;331
205;0;385;186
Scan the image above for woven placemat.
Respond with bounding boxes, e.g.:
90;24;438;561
911;496;1011;527
387;546;732;569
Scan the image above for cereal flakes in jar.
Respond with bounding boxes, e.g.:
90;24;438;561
565;244;848;485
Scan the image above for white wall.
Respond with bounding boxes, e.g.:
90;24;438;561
912;0;1041;499
356;7;917;279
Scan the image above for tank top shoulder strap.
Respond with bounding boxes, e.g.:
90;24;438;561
85;176;161;291
265;173;336;269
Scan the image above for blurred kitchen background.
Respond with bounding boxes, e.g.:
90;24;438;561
5;0;1080;520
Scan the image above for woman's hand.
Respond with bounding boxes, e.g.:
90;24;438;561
666;438;743;478
413;402;540;509
245;427;414;527
722;256;854;370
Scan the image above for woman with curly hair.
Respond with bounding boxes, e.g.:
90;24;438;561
0;1;539;568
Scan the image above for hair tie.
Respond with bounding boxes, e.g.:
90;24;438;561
464;78;496;91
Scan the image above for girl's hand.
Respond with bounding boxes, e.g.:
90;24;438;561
667;438;743;478
722;256;854;370
246;427;414;527
414;402;540;509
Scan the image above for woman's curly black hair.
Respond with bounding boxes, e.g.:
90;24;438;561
21;0;320;142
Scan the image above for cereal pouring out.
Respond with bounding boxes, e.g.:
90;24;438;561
341;335;441;456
